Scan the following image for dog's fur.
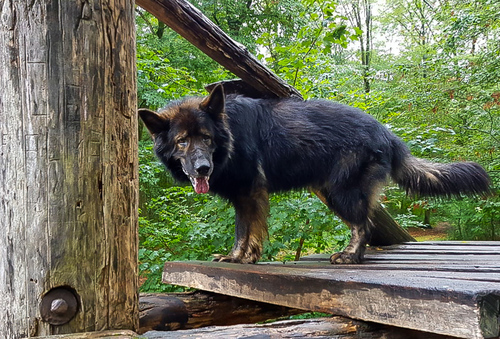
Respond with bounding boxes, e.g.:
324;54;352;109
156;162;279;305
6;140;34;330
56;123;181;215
139;85;490;264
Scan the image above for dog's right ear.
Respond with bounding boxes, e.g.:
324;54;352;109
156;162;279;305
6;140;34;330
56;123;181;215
138;108;169;136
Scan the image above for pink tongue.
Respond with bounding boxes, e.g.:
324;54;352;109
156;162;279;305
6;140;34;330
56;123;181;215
194;177;209;194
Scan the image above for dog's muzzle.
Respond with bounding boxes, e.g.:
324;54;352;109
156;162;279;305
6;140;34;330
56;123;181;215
182;156;212;194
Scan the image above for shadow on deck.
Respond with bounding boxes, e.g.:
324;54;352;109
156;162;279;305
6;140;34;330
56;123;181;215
163;241;500;339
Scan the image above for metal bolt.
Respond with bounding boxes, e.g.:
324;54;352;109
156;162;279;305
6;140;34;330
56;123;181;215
40;287;79;326
50;298;69;315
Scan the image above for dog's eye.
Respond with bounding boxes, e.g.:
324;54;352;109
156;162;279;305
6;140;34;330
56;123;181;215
177;138;188;147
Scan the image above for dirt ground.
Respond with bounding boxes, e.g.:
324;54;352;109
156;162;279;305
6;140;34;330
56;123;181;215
406;223;452;241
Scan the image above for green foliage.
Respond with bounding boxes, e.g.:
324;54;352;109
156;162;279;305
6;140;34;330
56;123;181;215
136;0;500;292
265;191;350;261
256;0;360;96
138;186;235;292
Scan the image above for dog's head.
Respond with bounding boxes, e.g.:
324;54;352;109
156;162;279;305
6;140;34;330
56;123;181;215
139;85;232;194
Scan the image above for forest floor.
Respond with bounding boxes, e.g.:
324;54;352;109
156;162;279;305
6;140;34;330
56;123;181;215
407;223;451;241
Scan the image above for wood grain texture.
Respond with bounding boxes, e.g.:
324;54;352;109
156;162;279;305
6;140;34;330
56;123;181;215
142;317;456;339
0;0;138;336
138;291;303;333
163;242;500;339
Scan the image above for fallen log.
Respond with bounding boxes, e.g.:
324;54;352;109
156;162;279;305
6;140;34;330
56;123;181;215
138;291;303;334
141;316;453;339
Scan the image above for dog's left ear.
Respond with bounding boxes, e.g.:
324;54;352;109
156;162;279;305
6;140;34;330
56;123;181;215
200;84;225;119
138;108;169;136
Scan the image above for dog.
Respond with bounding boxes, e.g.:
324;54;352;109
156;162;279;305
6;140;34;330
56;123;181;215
138;84;490;264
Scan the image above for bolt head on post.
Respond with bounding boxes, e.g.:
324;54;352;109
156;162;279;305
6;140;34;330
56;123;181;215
40;287;79;326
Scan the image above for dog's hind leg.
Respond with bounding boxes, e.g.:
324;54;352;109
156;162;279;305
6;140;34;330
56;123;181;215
213;180;269;264
313;182;382;264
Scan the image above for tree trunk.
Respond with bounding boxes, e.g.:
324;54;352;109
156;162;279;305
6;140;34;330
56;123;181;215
0;0;138;336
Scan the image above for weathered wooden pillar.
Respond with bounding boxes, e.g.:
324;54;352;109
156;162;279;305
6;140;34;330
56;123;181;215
0;0;138;337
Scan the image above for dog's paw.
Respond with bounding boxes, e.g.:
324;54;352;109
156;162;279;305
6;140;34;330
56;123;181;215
330;252;363;264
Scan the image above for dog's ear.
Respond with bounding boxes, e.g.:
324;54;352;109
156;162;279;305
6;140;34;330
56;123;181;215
138;108;169;136
200;84;225;119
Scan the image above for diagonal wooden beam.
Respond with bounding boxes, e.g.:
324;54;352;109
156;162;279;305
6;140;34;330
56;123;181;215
135;0;301;98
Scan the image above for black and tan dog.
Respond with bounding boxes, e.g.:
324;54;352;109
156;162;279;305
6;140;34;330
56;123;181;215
139;84;490;264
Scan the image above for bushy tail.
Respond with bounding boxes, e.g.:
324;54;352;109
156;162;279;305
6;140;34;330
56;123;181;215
392;156;491;197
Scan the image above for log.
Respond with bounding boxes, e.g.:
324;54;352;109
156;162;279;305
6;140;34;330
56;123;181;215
0;0;138;336
141;317;453;339
369;204;416;245
138;292;303;334
139;295;188;332
136;0;415;246
36;330;138;339
135;0;301;99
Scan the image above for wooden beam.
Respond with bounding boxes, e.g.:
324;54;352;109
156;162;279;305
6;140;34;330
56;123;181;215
135;0;301;98
163;242;500;339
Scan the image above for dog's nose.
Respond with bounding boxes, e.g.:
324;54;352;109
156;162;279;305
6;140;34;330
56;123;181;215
196;164;210;176
194;158;211;176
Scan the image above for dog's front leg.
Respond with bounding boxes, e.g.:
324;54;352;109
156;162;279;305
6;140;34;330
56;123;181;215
213;185;269;264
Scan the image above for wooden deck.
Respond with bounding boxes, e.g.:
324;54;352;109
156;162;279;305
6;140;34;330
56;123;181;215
163;241;500;339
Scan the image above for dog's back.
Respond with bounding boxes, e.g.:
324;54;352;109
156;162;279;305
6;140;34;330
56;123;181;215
212;96;403;195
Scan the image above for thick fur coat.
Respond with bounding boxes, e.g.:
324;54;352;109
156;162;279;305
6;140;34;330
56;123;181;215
139;85;490;264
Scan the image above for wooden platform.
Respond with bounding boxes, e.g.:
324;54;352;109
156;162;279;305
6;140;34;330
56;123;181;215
163;241;500;339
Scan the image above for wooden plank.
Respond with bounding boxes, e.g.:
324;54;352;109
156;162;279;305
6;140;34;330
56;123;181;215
163;261;499;338
163;242;500;338
397;241;500;246
262;264;500;281
380;243;500;251
364;254;499;261
265;260;500;272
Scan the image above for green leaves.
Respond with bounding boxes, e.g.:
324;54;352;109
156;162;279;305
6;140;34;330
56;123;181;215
265;191;349;261
136;0;500;292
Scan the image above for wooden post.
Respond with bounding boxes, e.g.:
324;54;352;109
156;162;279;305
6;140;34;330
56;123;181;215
0;0;138;336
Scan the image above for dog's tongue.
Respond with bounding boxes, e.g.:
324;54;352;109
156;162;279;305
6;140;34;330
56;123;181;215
194;177;209;194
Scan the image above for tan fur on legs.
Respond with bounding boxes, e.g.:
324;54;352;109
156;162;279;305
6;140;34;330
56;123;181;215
215;170;269;264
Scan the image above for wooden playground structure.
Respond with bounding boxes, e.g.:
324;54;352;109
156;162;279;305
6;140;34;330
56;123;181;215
0;0;498;338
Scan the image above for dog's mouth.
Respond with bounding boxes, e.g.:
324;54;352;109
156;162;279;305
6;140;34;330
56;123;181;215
181;159;212;194
189;176;210;194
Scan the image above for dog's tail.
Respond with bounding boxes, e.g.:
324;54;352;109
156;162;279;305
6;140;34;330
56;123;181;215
392;153;491;198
